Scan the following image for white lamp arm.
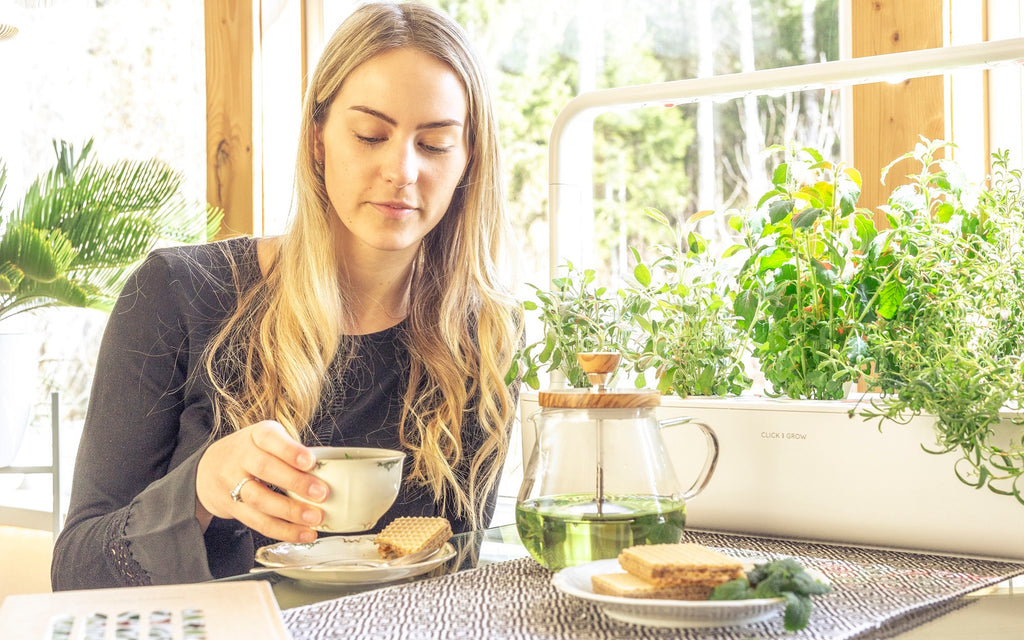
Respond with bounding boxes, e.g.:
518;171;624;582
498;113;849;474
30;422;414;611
547;37;1024;279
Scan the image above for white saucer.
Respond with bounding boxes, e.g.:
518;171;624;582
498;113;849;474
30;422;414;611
255;535;456;585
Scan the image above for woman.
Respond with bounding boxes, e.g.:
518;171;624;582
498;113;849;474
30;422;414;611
52;1;521;589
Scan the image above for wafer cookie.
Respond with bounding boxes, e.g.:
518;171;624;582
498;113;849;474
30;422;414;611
374;516;452;559
591;572;717;601
618;543;745;587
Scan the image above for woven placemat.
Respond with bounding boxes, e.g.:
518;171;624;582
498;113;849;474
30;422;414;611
283;530;1024;640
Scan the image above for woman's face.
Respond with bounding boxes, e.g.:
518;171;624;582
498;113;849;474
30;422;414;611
315;47;470;261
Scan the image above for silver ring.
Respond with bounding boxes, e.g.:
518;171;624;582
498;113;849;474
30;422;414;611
230;476;257;503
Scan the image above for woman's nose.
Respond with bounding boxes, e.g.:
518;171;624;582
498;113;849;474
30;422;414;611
382;141;417;189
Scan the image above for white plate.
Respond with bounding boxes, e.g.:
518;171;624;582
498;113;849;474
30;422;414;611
552;558;788;629
255;535;456;585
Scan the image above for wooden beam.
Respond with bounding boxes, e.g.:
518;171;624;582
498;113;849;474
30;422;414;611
205;0;261;237
301;0;323;99
850;0;945;218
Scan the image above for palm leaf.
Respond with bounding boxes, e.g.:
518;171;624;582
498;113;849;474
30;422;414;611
0;138;221;323
155;197;225;244
63;209;158;268
0;261;22;294
0;223;76;282
0;162;7;215
1;276;95;318
79;158;182;214
65;263;137;302
19;159;183;251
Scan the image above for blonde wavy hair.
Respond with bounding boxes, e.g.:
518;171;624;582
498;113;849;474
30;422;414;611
205;2;522;529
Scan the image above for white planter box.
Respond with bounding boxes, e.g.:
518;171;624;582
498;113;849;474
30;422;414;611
519;391;1024;561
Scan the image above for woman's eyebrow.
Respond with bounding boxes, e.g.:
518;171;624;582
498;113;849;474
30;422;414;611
349;105;463;130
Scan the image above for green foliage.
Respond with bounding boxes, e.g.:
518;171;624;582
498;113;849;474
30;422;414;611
513;138;1024;507
593;106;696;254
0;139;222;322
496;46;576;234
625;208;751;397
725;138;1024;503
513;207;753;397
850;139;1024;505
731;144;874;399
710;558;832;632
591;26;697;255
513;262;636;389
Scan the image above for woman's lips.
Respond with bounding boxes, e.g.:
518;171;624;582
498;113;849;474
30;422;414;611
370;201;417;219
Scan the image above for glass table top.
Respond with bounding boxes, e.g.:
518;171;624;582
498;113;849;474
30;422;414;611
224;525;527;610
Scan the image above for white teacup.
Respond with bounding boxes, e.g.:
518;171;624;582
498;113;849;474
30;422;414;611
289;446;405;533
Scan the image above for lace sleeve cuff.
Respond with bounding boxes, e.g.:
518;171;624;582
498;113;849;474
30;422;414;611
104;507;152;586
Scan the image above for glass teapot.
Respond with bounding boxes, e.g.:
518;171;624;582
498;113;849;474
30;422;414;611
515;353;720;570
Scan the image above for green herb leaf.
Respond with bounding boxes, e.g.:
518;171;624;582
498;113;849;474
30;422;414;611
792;207;823;229
782;592;813;632
634;263;652;287
734;289;758;328
772;163;790;188
708;577;753;600
710;559;831;632
769;199;794;224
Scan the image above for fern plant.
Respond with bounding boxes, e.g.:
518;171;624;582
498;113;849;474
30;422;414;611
0;139;221;322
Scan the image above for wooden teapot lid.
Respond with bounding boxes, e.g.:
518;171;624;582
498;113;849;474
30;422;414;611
538;388;662;408
538;351;661;408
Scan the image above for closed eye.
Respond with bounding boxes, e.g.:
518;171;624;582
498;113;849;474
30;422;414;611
421;143;452;154
356;134;386;145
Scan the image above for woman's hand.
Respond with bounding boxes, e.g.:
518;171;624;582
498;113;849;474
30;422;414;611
196;420;327;543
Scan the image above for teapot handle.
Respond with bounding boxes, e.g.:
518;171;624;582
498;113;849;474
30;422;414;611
660;417;720;501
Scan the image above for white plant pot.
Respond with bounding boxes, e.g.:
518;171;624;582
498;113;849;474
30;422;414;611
519;391;1024;561
0;332;42;467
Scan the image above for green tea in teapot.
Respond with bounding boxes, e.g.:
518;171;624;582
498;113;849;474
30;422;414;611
516;355;719;571
516;493;686;571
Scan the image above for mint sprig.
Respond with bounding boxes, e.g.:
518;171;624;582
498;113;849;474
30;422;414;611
709;558;831;632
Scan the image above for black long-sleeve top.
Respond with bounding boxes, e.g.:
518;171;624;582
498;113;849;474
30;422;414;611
52;236;499;589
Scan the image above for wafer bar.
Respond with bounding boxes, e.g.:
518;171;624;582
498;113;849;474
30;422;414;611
617;543;745;587
374;516;452;559
591;572;718;600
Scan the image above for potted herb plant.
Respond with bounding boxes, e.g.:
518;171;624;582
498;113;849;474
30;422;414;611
730;144;873;400
847;138;1024;505
625;207;751;397
514;207;752;397
512;261;635;390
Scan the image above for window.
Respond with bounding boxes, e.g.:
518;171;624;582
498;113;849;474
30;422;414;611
0;0;205;203
306;0;841;299
0;0;205;418
986;0;1024;160
0;1;206;520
